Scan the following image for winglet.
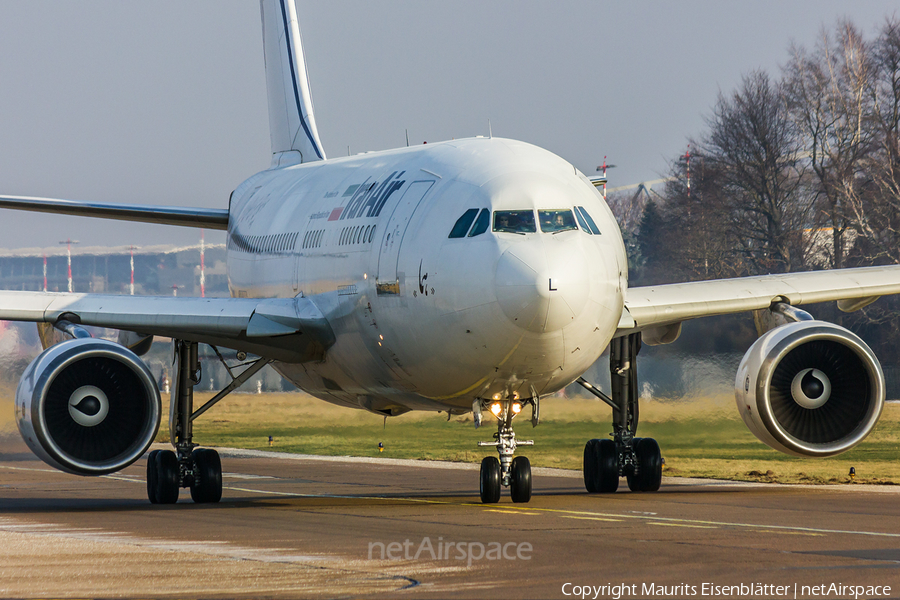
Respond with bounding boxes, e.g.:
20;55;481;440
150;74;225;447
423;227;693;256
260;0;326;166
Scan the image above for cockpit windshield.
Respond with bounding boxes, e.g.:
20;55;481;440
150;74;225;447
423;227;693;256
538;209;577;233
493;210;536;234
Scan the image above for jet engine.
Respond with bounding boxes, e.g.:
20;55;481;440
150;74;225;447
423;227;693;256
16;337;161;475
735;320;884;457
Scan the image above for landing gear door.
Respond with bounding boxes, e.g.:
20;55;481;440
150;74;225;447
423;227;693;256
376;180;434;296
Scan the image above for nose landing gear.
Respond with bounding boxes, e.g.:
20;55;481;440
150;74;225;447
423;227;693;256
476;397;535;503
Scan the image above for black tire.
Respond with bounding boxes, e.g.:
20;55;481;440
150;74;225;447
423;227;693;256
190;448;223;504
479;456;501;504
146;450;160;504
155;450;180;504
597;439;619;493
510;456;532;503
632;437;662;492
583;439;600;493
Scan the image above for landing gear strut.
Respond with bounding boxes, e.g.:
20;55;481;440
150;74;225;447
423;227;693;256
580;332;662;493
146;340;271;504
476;396;535;503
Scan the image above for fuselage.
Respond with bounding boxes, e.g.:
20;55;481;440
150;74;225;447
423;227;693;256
226;137;627;414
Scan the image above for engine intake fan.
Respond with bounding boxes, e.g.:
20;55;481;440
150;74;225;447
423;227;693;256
16;338;161;475
735;321;884;457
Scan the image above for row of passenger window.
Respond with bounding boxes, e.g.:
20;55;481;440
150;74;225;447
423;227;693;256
340;224;377;246
228;231;299;254
448;207;601;238
303;229;324;249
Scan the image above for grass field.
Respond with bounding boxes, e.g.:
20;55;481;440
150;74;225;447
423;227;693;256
169;391;900;486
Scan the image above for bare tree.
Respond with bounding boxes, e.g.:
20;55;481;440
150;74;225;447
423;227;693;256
703;71;810;274
859;16;900;264
605;190;647;235
650;148;743;282
784;20;876;270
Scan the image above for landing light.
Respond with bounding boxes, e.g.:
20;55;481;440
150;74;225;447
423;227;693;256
492;393;501;401
512;403;522;414
490;403;502;416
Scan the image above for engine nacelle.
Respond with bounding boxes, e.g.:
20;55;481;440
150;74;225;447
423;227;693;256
16;338;161;475
735;320;884;457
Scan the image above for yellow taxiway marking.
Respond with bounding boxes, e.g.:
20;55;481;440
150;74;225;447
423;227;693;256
0;465;58;474
11;462;898;540
562;515;623;522
752;529;824;537
648;522;718;529
483;509;540;515
96;478;900;538
458;501;900;538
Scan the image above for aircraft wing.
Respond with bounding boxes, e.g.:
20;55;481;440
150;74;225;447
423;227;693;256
0;291;334;362
620;265;900;338
0;195;228;230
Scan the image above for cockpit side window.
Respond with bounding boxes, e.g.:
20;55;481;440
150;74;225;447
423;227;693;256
576;206;601;235
538;209;577;233
573;207;592;234
449;208;479;238
468;208;490;237
493;210;536;234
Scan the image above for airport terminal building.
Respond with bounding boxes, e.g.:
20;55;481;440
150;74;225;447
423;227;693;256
0;243;288;393
0;242;228;296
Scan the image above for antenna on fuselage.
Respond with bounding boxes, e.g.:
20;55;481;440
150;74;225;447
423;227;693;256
488;120;493;139
406;129;410;147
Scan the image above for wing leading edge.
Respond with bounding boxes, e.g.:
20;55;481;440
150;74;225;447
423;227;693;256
621;265;900;338
0;291;334;362
0;195;228;230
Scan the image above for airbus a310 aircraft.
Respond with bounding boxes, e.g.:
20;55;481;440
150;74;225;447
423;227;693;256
2;0;900;505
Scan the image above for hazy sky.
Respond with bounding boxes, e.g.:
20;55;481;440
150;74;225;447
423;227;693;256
0;1;896;250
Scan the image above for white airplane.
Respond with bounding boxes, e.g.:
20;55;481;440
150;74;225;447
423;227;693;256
2;0;899;505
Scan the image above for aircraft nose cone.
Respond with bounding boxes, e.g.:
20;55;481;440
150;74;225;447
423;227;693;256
494;239;589;332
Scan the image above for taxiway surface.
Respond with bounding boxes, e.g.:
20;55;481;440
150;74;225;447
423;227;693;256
2;436;900;598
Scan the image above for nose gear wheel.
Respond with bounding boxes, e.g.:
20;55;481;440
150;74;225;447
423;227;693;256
479;456;501;503
476;396;534;503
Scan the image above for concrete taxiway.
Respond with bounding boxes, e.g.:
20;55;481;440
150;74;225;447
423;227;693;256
2;436;900;599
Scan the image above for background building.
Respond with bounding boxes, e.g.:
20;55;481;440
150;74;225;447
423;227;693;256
0;242;228;296
0;242;295;393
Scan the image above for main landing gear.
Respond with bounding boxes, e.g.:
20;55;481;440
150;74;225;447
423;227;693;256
476;396;536;503
579;332;662;494
146;340;271;504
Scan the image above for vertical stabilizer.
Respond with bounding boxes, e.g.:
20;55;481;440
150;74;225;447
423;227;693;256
260;0;326;166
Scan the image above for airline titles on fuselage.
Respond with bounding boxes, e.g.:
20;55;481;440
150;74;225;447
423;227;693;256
326;171;407;222
231;171;411;256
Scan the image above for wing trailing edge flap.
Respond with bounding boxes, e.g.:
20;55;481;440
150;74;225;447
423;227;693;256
618;265;900;340
0;291;334;363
